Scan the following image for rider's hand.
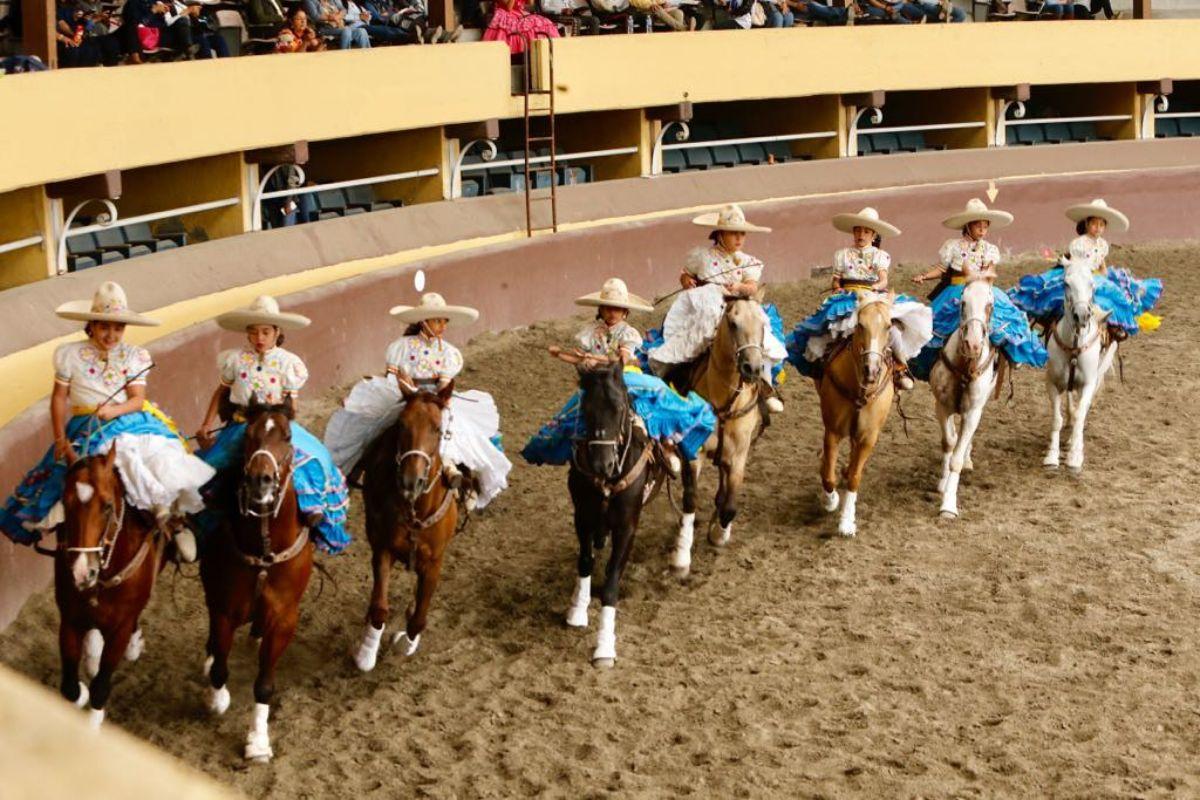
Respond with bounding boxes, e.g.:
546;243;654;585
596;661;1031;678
679;271;699;290
54;438;77;464
912;274;927;285
94;404;118;421
195;424;215;450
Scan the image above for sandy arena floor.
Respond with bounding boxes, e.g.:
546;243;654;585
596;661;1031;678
3;244;1198;799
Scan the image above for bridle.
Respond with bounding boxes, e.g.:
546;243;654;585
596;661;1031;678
714;298;764;423
826;300;893;408
572;383;650;499
64;495;126;575
238;447;294;520
1052;279;1104;392
939;299;997;412
395;411;456;530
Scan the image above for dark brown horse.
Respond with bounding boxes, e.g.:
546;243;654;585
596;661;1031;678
200;403;313;763
563;361;660;668
352;382;459;673
56;445;162;728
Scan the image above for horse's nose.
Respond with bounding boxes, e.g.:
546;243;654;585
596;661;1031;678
739;359;758;381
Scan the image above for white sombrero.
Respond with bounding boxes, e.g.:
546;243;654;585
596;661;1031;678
216;295;311;332
575;278;654;313
55;281;160;326
389;293;479;326
1065;198;1129;233
691;203;772;233
832;207;901;239
942;198;1014;230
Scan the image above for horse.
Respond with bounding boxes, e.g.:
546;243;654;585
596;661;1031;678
200;403;313;763
816;295;895;537
1043;259;1116;473
55;445;161;728
352;382;459;673
669;293;764;577
929;279;1000;519
563;360;660;667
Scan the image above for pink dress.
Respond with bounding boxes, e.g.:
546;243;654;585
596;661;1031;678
483;0;559;54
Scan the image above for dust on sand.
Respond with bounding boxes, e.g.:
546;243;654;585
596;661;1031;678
3;245;1199;799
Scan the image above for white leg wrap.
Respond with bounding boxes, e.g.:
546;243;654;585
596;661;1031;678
939;472;960;518
353;623;385;673
209;684;231;715
244;703;273;762
565;576;591;628
592;606;617;664
124;628;144;662
838;491;858;537
88;708;105;730
391;629;422;656
822;489;839;513
74;682;90;709
83;629;103;680
671;514;695;572
708;521;732;547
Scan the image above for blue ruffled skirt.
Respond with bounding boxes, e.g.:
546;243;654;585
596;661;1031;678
785;291;920;378
521;368;716;466
910;283;1047;380
1008;266;1163;335
639;303;787;382
196;421;351;554
0;411;182;544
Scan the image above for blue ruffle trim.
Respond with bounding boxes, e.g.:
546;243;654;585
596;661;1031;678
1008;266;1163;336
911;284;1047;380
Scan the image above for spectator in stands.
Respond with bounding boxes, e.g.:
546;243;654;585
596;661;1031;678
911;0;964;20
630;0;692;29
303;0;371;48
712;0;754;28
1070;0;1121;17
55;0;121;67
170;0;230;57
248;0;287;26
758;0;793;26
359;0;432;45
786;0;852;24
276;8;326;50
859;0;922;22
482;0;558;55
119;0;192;62
538;0;600;36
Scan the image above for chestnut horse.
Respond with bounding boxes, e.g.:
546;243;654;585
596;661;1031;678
670;294;764;577
352;382;459;673
201;403;313;763
563;361;661;667
56;446;162;728
816;296;895;537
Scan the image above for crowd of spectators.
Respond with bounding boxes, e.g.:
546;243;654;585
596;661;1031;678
0;0;1127;70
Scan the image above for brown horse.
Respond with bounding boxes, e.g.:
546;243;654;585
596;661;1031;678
669;294;764;577
352;382;458;673
56;445;162;728
201;403;313;763
816;296;895;537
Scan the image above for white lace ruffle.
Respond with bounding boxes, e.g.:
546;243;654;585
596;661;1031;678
804;296;933;363
650;284;786;366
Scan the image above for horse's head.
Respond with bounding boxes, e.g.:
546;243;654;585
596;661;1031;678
61;447;122;591
854;296;893;387
958;279;994;361
1062;257;1097;332
396;381;451;506
241;402;295;518
720;291;766;384
577;360;629;480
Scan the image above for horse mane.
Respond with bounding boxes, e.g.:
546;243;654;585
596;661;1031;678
245;400;295;423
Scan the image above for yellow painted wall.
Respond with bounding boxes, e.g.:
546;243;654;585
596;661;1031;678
3;22;1199;195
0;188;52;289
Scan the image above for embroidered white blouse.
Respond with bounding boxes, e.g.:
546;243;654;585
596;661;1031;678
685;246;765;286
385;334;464;383
219;347;308;406
577;320;643;359
1068;235;1109;273
54;341;152;409
939;237;1000;276
833;246;891;283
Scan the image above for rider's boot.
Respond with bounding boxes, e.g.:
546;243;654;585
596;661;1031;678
893;360;915;391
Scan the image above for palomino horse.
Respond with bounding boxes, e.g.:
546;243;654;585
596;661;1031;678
564;360;661;667
817;296;895;537
1043;259;1115;473
352;382;459;672
670;294;764;577
929;279;1000;519
201;403;313;763
56;446;161;728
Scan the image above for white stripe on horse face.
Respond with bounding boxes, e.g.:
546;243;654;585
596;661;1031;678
75;482;95;504
264;418;275;434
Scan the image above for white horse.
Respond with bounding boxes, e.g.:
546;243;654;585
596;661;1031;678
930;279;999;519
1043;259;1117;473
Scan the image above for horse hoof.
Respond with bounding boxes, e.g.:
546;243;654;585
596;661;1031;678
565;605;589;629
591;657;615;669
939;510;958;520
391;630;421;657
352;647;378;673
208;685;230;716
669;563;690;579
1067;465;1083;477
963;460;974;472
124;629;144;662
822;491;839;513
837;522;857;538
708;525;731;548
73;682;90;709
243;736;273;763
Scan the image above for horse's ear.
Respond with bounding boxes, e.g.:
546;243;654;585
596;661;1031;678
283;396;297;420
437;380;455;407
754;286;766;304
104;443;118;469
399;379;417;402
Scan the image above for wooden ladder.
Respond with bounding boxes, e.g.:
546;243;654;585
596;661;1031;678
518;37;558;237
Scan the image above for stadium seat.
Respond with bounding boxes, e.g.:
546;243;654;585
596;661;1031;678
461;177;483;197
344;185;397;212
561;165;589;185
872;133;901;154
684;147;719;170
1155;117;1180;138
897;131;927;152
662;149;687;174
737;143;768;165
711;145;740;168
1017;125;1046;146
66;233;123;270
1005;126;1020;146
858;135;876;155
1068;122;1098;142
93;227;152;259
122;222;175;252
215;9;276;55
317;190;347;220
1177;117;1200;137
762;141;792;163
1043;122;1071;144
69;255;99;272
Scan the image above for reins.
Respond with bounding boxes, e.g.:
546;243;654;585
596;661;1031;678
1052;304;1104;393
234;436;308;597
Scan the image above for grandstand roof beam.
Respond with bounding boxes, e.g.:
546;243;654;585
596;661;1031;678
1137;79;1173;97
646;103;694;123
45;171;121;201
446;120;501;141
991;84;1031;103
843;92;886;111
244;142;310;167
